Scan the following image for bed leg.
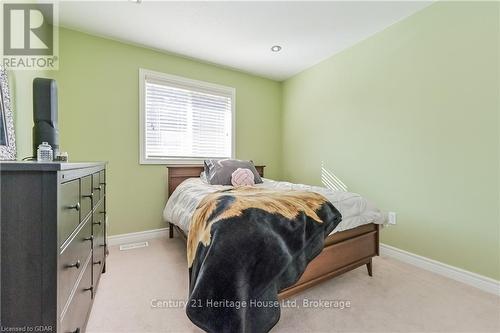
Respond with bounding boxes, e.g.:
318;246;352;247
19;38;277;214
366;258;373;277
169;223;174;239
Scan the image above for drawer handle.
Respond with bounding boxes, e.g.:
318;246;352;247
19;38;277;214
93;185;102;191
99;211;106;215
93;260;102;265
70;328;80;333
84;286;93;293
84;235;94;242
66;260;81;269
82;193;93;199
93;220;102;226
68;202;80;211
100;182;106;186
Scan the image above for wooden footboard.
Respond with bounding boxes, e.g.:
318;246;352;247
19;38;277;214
166;165;379;298
278;224;378;299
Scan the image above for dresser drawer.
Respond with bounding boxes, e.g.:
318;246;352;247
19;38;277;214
60;255;93;333
92;172;103;205
80;175;92;221
59;219;92;311
99;169;106;194
92;200;105;237
59;179;81;245
92;241;105;291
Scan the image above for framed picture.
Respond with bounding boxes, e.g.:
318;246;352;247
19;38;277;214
0;66;16;160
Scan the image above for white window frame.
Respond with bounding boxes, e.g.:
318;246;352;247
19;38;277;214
139;68;236;165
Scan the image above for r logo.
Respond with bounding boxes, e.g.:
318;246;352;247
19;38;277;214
3;3;53;56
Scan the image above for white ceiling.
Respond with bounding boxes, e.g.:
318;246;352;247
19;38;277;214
59;1;431;81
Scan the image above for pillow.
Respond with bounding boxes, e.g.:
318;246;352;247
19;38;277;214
231;168;255;186
200;171;208;184
204;159;263;185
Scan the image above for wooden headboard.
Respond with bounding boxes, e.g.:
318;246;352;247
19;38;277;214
167;165;265;196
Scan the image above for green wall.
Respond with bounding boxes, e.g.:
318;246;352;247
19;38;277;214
12;28;282;236
282;2;500;280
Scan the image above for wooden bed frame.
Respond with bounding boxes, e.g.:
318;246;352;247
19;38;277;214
166;165;379;299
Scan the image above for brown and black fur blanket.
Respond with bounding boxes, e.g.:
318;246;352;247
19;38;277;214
186;187;342;333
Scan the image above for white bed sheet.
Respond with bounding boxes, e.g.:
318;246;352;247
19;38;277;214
163;178;385;235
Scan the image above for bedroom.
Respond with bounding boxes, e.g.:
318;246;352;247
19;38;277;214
0;1;498;332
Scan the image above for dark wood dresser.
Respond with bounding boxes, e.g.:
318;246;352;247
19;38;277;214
0;162;107;333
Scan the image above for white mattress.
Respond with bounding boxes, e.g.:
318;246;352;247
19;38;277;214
163;178;385;235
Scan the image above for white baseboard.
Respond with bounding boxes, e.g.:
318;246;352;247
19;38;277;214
108;227;169;246
380;243;500;296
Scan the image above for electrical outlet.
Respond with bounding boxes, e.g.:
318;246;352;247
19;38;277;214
388;211;397;225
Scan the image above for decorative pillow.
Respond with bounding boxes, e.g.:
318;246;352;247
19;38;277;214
231;168;255;186
200;172;208;184
204;159;263;185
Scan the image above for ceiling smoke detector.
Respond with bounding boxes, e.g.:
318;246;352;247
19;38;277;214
270;45;282;52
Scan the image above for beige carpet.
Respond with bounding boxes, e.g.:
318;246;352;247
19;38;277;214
87;237;500;333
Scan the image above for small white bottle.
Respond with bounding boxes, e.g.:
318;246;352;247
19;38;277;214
37;142;53;162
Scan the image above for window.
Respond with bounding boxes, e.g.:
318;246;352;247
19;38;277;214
139;69;235;164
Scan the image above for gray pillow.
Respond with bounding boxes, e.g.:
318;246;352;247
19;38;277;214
204;159;263;185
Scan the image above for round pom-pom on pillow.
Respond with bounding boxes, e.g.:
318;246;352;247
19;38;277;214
231;168;255;187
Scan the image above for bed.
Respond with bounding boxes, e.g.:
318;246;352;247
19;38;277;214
163;165;382;299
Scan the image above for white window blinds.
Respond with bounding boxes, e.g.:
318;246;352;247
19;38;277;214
140;70;234;163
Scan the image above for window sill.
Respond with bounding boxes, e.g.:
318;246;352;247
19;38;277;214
139;158;208;165
140;157;235;165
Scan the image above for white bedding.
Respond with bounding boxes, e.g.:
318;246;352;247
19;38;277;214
163;177;385;235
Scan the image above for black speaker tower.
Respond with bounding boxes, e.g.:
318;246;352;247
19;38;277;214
33;78;59;158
